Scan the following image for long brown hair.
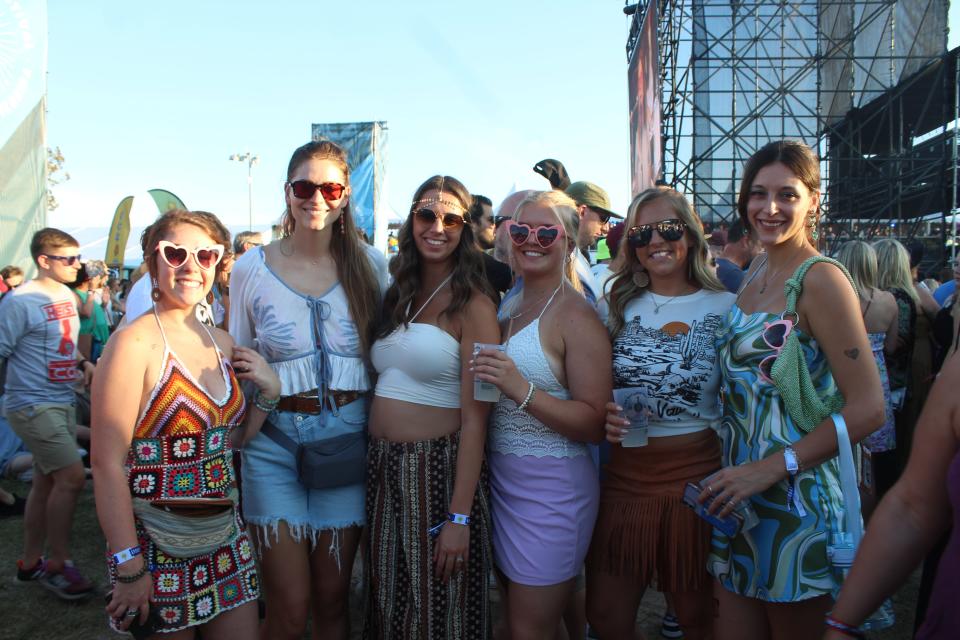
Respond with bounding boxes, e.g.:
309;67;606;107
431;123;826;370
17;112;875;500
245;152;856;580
737;139;821;244
376;175;496;339
607;188;724;338
282;140;380;355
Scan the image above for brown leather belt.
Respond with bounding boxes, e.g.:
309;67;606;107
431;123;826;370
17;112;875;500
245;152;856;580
275;390;364;415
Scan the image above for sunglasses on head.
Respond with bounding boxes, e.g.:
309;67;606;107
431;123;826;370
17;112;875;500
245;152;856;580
43;254;81;266
287;180;346;201
505;221;565;248
413;208;466;229
758;312;797;383
626;218;688;248
155;240;225;271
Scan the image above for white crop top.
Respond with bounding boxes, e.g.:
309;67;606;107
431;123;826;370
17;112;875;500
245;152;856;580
611;289;734;437
371;323;461;409
229;247;385;395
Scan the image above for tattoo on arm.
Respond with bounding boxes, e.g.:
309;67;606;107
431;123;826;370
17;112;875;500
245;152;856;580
843;348;860;360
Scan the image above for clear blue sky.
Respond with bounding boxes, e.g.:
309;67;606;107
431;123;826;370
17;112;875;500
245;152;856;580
45;1;634;232
42;1;960;236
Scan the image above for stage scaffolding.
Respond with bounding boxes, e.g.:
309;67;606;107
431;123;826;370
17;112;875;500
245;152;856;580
627;0;955;265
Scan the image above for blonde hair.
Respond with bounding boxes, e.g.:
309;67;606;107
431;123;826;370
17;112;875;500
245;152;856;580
500;190;583;318
607;187;724;338
873;238;920;305
835;240;877;297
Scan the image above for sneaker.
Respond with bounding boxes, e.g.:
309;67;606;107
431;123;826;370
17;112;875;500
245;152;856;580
661;613;684;639
14;558;45;584
39;560;94;600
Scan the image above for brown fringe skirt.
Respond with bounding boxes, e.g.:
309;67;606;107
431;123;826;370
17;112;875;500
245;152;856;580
587;429;721;593
363;431;492;639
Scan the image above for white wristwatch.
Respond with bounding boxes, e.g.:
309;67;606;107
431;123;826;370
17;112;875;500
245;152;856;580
783;447;800;476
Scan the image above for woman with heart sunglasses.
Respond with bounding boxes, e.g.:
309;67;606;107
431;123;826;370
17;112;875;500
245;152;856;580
701;140;884;640
228;140;385;639
587;187;732;640
472;190;611;638
92;209;278;638
364;175;500;638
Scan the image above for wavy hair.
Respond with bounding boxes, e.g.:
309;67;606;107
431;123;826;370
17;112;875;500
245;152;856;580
376;175;496;339
873;238;920;305
607;187;724;338
281;140;380;355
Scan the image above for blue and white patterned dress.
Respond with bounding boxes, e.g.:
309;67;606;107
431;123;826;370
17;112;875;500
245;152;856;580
707;305;846;602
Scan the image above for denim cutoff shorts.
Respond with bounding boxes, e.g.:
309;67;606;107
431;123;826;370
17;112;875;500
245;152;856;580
241;396;367;545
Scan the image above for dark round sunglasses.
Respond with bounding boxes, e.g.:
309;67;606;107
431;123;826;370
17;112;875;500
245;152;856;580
627;219;688;248
287;180;346;201
413;208;466;229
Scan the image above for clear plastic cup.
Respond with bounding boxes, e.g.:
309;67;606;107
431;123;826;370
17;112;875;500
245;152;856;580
473;343;505;402
613;387;649;447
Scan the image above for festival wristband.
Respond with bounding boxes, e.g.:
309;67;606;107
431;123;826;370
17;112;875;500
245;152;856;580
111;546;142;566
824;614;865;638
448;512;471;526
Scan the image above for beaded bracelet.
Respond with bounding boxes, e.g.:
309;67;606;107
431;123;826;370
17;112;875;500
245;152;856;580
253;390;280;413
116;562;149;584
517;382;536;412
825;614;865;638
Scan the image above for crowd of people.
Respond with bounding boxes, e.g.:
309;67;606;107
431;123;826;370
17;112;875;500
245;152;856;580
0;138;958;640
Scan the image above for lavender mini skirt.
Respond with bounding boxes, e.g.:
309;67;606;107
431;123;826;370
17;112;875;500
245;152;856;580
489;450;599;586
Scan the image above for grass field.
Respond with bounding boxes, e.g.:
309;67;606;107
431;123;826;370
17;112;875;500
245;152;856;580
0;476;923;639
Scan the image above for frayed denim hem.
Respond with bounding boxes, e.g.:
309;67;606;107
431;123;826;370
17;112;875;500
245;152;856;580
246;517;364;572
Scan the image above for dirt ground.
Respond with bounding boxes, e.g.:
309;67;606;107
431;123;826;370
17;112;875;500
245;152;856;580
0;478;923;639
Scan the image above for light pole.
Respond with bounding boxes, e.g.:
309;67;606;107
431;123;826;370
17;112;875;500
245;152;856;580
229;152;259;230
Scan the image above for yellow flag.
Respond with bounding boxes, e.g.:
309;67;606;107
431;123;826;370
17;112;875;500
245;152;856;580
104;196;134;268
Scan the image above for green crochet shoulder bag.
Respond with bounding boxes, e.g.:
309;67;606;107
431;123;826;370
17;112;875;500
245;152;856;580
769;256;858;433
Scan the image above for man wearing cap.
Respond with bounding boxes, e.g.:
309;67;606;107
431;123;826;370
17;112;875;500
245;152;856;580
565;181;623;305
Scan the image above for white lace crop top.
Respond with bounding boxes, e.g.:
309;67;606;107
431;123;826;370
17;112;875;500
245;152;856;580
229;247;384;395
489;318;587;459
371;323;461;409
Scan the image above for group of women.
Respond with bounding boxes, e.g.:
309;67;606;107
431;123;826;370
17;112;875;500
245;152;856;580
87;136;941;640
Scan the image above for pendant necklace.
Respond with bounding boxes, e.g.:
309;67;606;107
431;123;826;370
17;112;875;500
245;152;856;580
651;292;682;314
759;245;808;294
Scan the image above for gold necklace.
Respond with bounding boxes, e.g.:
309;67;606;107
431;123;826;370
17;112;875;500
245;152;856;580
280;238;324;266
759;248;804;294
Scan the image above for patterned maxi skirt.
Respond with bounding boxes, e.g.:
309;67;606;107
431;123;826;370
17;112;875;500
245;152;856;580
364;431;492;639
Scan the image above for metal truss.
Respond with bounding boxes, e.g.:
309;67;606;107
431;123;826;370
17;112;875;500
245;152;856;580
631;0;953;253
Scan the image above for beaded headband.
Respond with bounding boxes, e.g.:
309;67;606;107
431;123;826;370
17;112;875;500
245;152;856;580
411;176;467;214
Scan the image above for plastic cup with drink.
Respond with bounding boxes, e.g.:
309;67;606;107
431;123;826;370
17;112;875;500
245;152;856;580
612;387;650;447
473;342;505;402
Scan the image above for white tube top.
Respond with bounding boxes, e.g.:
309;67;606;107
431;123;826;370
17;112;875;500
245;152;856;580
371;323;461;409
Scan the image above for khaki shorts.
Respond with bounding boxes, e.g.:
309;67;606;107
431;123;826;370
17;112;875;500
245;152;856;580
7;403;80;475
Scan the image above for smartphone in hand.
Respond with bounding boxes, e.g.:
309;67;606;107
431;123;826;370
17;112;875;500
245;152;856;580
681;482;744;537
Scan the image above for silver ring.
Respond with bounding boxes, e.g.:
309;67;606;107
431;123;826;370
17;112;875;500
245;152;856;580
125;609;139;618
728;497;738;506
455;557;464;564
707;484;714;494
